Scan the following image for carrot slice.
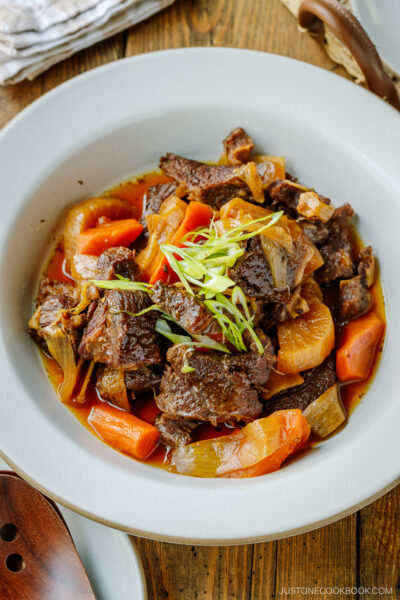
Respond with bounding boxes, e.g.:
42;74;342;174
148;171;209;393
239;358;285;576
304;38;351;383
149;201;214;284
336;312;384;382
75;218;143;256
223;411;310;478
63;197;136;268
88;404;159;460
171;409;310;478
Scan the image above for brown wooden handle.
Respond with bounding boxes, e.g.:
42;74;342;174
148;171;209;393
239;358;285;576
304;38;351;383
298;0;400;110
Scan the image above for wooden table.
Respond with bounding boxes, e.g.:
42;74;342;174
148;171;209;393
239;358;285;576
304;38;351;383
1;1;398;598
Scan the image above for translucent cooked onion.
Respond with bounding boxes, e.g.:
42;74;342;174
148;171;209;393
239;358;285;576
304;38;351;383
233;162;265;203
252;155;286;182
42;323;80;404
297;191;335;223
303;384;346;438
260;236;288;290
75;361;95;405
171;410;309;478
136;196;186;279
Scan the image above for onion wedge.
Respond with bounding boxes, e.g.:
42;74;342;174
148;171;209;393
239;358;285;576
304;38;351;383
171;410;310;478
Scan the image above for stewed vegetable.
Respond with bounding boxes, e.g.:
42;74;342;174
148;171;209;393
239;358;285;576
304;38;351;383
28;127;385;478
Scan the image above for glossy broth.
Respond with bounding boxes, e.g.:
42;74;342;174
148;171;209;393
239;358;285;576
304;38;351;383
37;171;386;471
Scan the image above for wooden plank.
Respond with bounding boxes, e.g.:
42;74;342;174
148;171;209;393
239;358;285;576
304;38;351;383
249;541;278;600
273;515;357;599
134;538;254;600
0;34;124;129
125;0;349;81
0;1;398;599
358;488;400;599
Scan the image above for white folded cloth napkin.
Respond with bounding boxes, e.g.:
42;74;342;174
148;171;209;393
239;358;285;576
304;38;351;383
0;0;174;84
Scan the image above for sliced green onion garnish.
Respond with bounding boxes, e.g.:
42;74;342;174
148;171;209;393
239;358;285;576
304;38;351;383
91;279;153;292
155;319;230;354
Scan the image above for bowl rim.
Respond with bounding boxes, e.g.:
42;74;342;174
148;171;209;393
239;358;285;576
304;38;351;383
0;47;399;544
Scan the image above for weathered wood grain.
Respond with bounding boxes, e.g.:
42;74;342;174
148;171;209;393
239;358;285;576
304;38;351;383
134;538;255;599
358;489;400;599
0;0;398;599
125;0;348;77
274;515;357;600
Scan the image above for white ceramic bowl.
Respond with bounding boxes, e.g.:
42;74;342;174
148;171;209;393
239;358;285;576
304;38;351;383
0;49;399;545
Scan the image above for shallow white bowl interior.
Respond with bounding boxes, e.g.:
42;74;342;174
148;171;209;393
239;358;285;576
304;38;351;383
0;49;399;544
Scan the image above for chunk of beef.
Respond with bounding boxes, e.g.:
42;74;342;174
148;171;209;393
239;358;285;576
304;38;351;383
261;287;309;330
29;278;84;352
125;364;164;396
223;127;254;165
267;180;332;222
299;219;330;245
155;413;197;448
267;179;302;219
96;247;139;281
315;204;355;285
140;182;178;228
36;277;80;308
156;342;275;426
357;246;375;287
264;356;336;415
96;365;130;410
159;153;253;209
78;289;161;369
339;275;372;321
229;235;312;301
152;281;221;337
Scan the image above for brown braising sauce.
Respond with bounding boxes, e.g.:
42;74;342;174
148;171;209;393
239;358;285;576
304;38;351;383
38;172;386;470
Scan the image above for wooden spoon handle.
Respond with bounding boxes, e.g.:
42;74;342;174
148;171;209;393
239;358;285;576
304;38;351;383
298;0;400;110
0;471;95;600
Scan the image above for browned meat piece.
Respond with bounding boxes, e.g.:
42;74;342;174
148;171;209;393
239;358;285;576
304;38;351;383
339;275;372;321
78;289;161;369
96;247;139;281
140;182;177;228
96;365;130;410
261;287;309;331
36;277;80;308
264;356;336;415
228;235;312;301
268;179;332;222
267;179;302;218
316;234;354;284
29;278;85;352
155;413;197;448
229;236;284;301
125;365;164;396
315;204;355;284
299;219;330;245
357;246;375;287
223;127;254;165
159;153;253;209
156;342;275;426
152;281;221;337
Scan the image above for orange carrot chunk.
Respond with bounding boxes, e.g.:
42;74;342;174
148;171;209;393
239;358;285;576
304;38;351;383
75;218;143;256
88;405;159;460
149;201;214;285
336;312;384;382
171;409;310;478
